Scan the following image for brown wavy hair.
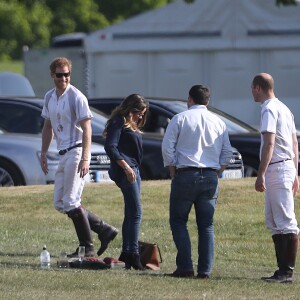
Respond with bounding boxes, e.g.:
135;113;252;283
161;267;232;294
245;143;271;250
104;94;149;135
49;57;72;74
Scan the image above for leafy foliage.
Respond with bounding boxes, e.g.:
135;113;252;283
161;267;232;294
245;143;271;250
276;0;298;5
45;0;109;37
96;0;172;23
0;0;297;60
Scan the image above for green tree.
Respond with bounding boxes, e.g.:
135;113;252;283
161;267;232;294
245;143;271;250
276;0;297;5
0;0;297;60
24;1;52;48
183;0;298;4
45;0;109;38
0;0;51;60
96;0;173;24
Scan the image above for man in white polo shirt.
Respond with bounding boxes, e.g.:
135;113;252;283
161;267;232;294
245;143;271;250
40;57;118;258
252;73;299;283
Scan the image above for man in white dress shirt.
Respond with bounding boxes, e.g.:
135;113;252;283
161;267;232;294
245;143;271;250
162;84;232;278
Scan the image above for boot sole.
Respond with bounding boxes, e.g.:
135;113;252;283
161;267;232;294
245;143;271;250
262;277;293;283
96;230;119;256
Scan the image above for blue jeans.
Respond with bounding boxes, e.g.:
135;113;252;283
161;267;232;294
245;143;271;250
169;169;219;275
116;167;142;254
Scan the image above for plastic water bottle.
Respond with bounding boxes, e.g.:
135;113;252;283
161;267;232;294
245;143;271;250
40;245;50;269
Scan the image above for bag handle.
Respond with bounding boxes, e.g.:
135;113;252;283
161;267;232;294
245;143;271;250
155;243;163;263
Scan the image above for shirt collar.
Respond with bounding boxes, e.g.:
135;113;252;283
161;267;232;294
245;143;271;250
188;104;207;110
261;97;277;108
55;83;71;97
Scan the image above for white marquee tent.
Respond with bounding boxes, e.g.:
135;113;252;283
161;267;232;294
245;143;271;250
83;0;300;126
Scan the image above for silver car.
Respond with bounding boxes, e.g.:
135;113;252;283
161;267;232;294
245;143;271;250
0;72;35;97
0;132;111;187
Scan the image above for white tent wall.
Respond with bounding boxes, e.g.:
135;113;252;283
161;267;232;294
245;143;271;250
84;0;300;127
24;47;86;96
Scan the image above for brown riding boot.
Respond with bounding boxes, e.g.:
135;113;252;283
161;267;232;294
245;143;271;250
84;208;118;256
67;206;94;257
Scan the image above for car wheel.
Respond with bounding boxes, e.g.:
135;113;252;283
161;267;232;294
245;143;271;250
243;164;258;177
0;159;24;186
140;164;151;180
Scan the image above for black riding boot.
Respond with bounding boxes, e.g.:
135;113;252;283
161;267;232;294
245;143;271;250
85;209;118;256
262;233;298;283
274;234;285;271
67;206;94;257
284;233;298;278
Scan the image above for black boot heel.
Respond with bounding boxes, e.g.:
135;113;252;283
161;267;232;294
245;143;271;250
127;253;145;271
118;252;131;269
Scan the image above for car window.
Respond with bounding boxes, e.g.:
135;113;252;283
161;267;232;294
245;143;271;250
88;98;257;135
151;100;255;134
154;100;187;115
90;107;107;135
90;102;117;116
0;103;44;134
209;112;250;133
143;108;170;134
208;107;257;133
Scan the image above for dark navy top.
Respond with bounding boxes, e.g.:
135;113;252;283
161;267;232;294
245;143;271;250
104;115;143;181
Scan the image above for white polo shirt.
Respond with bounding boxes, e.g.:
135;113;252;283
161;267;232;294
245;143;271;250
41;84;93;150
260;97;296;163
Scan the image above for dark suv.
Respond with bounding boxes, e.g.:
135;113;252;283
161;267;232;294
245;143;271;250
87;97;265;177
88;97;245;179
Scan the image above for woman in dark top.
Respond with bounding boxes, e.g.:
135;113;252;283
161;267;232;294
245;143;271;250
104;94;148;270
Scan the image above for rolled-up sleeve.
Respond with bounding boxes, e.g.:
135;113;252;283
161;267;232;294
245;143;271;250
162;116;179;167
220;129;233;166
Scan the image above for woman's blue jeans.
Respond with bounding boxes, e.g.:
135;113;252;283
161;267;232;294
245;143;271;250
169;169;218;275
116;167;142;254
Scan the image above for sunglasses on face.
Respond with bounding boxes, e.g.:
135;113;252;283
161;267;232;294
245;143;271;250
55;72;70;78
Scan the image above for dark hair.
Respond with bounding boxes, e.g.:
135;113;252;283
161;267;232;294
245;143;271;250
252;74;274;93
104;94;149;133
189;85;210;105
49;57;72;74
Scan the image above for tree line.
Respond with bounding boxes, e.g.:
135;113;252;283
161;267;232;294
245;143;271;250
0;0;296;61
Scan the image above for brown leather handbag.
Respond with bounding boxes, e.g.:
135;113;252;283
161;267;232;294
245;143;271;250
138;241;163;270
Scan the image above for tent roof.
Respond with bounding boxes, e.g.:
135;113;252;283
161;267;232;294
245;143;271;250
85;0;300;52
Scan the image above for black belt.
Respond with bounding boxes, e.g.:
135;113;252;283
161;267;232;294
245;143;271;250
59;143;82;155
177;167;217;172
269;158;291;165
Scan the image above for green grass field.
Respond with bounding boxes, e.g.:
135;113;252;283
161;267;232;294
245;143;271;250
1;178;300;299
0;60;23;74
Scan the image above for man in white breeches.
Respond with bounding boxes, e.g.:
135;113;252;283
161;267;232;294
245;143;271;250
252;72;299;283
40;57;118;258
265;162;298;235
